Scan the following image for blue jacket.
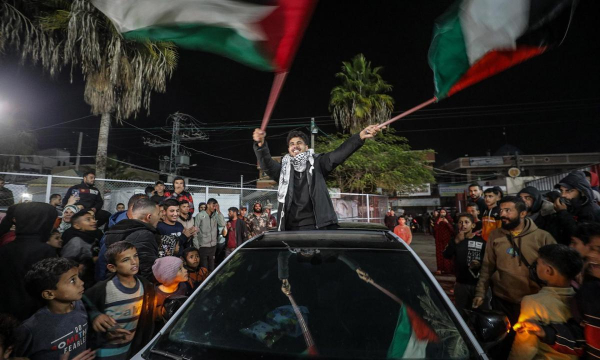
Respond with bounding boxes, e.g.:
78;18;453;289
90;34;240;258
94;211;128;281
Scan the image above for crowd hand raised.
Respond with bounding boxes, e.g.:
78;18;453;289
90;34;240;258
472;297;484;309
92;314;117;332
513;321;545;337
360;124;385;140
253;128;266;147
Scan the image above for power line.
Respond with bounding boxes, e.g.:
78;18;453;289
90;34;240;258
0;114;96;139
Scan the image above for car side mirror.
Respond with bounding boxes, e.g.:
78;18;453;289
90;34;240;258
464;309;510;350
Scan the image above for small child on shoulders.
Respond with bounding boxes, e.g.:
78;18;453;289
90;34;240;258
14;257;95;360
181;247;209;289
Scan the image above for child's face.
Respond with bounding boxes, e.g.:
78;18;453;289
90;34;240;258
74;213;97;232
535;258;552;283
165;206;179;223
457;217;475;233
174;264;189;283
185;251;200;269
586;236;600;279
398;218;406;226
44;267;84;302
109;247;139;276
484;192;499;207
47;232;63;249
570;236;589;258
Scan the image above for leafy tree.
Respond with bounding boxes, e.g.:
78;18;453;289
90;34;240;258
316;129;434;194
329;54;394;134
0;1;178;179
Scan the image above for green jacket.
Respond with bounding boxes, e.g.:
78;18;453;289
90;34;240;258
193;210;225;248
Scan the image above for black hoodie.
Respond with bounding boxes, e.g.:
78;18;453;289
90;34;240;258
554;171;600;244
518;186;560;241
0;203;59;320
104;219;160;282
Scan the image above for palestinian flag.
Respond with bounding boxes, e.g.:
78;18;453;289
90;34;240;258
90;0;316;71
428;0;578;100
387;306;439;359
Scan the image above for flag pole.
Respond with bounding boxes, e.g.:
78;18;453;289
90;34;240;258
260;71;289;131
376;97;437;129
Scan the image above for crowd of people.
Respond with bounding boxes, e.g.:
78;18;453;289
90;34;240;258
430;171;600;360
0;171;277;360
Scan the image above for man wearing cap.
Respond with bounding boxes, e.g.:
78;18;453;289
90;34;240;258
553;170;600;245
151;180;166;204
253;125;381;231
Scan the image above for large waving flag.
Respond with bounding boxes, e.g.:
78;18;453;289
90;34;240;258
428;0;577;100
91;0;316;72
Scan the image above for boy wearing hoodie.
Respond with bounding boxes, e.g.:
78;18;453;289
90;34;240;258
480;186;503;241
84;241;156;359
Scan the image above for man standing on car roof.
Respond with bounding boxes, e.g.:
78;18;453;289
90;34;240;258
253;125;381;231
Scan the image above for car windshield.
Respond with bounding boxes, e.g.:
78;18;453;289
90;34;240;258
146;245;477;359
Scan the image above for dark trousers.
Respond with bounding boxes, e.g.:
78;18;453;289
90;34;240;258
198;246;216;272
489;296;521;360
454;283;490;319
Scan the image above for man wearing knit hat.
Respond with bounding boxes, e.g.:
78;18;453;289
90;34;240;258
152;257;191;326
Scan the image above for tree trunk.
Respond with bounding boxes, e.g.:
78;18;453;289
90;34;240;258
95;112;111;179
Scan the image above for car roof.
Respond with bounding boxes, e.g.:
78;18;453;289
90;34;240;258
245;228;409;250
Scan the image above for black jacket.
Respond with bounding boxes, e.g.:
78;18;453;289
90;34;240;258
83;274;156;356
0;187;14;206
0;203;59;320
554;171;600;244
227;218;247;247
62;181;104;212
518;186;560;242
104;219;160;282
254;134;365;230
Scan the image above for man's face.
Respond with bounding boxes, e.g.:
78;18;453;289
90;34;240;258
63;208;75;223
180;203;190;215
116;204;125;212
44;267;84;302
560;186;580;200
83;174;95;186
74;213;97;232
109;248;139;277
155;183;165;194
50;196;61;207
240;208;247;217
468;186;481;200
288;137;308;157
499;202;524;230
228;210;236;219
570;236;589;258
174;180;185;193
457;216;475;233
519;193;535;211
586;235;600;279
148;205;161;228
199;204;207;212
254;203;262;213
484;192;499;207
207;202;217;213
165;206;179;223
466;206;479;219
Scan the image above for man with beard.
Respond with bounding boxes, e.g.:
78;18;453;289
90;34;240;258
253;125;381;231
468;183;486;214
384;209;398;231
553;171;600;245
473;196;556;359
246;202;269;239
518;186;558;240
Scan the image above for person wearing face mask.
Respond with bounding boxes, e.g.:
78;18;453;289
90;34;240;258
253;125;382;231
473;196;556;360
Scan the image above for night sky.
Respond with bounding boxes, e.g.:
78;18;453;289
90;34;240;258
1;1;599;184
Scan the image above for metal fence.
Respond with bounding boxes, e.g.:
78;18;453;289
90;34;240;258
0;171;388;224
525;164;600;191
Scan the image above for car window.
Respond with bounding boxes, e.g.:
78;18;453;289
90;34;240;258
148;247;477;359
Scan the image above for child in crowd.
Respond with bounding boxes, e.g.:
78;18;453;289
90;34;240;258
509;244;583;360
157;199;196;255
443;213;487;318
14;257;95;360
181;247;209;289
84;241;156;360
47;229;63;253
481;187;503;241
393;216;412;245
61;210;101;289
0;313;20;359
152;257;191;327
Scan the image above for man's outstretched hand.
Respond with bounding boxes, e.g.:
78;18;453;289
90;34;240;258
253;128;266;147
360;125;385;140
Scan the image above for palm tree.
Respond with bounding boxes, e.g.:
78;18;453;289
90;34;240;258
1;0;178;179
329;54;394;134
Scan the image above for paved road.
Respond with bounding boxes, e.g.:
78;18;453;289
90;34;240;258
410;233;456;298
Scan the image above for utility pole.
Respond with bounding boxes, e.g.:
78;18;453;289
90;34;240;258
75;131;83;171
240;175;244;207
144;112;207;176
